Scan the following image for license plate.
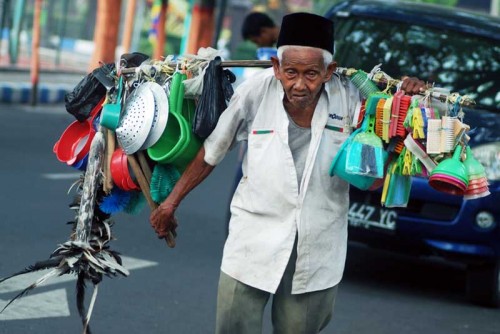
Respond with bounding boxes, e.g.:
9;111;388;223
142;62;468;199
348;202;397;231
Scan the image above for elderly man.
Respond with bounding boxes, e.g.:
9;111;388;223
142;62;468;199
151;12;425;334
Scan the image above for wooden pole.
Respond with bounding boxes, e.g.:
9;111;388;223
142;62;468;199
121;0;137;54
121;63;475;107
30;0;42;106
127;154;176;248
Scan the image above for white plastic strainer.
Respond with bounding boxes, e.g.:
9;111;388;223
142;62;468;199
116;84;156;155
139;81;169;150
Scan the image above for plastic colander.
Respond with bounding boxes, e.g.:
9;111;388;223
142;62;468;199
139;81;169;150
116;84;156;155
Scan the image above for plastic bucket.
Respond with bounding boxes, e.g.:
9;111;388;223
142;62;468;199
110;148;139;191
168;114;202;171
54;98;103;165
53;120;96;165
147;111;188;164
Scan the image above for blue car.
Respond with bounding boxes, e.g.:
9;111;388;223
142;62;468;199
229;0;499;307
325;0;500;307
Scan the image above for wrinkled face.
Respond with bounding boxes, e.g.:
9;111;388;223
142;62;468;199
272;47;336;110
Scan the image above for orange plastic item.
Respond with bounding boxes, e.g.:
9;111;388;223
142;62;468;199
375;98;385;138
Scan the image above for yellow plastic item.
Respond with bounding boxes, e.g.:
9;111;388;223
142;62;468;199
412;107;425;139
381;163;394;206
382;97;392;143
402;148;413;176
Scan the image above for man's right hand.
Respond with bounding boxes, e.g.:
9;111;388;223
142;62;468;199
150;201;179;240
148;146;216;245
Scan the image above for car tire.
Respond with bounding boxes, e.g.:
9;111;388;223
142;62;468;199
466;259;500;308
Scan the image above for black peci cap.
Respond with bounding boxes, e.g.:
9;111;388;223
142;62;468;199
276;12;334;54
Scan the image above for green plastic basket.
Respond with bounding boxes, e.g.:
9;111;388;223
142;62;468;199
147;110;185;163
147;110;201;171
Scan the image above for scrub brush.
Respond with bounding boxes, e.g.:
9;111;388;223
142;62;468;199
124;191;147;215
150;164;180;203
99;188;133;214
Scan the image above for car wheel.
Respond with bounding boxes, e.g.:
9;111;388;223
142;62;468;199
466;259;500;308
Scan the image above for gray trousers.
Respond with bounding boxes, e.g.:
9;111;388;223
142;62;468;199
215;245;338;334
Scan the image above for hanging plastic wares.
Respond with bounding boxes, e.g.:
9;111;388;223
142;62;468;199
349;70;380;98
374;98;385;138
65;63;115;122
364;92;390;116
222;68;236;102
396;146;423;177
345;115;388;178
383;161;412;208
329;126;378;190
404;134;437;175
463;146;490;200
382;97;392;143
192;56;236;139
150;164;180;203
120;52;149;68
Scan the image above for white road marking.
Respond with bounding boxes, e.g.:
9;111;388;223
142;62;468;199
41;173;82;180
0;289;70;320
0;256;157;294
19;104;68;115
0;256;158;320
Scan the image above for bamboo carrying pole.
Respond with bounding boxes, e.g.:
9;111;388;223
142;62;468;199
120;61;474;107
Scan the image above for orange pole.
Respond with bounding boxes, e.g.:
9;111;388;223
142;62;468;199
89;0;122;72
30;0;42;105
187;4;215;54
122;0;137;54
153;0;168;60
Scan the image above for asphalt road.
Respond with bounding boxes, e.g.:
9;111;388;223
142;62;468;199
0;104;499;334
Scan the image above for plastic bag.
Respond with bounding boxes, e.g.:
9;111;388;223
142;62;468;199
345;115;388;178
183;47;226;98
192;56;235;139
64;63;115;122
120;52;149;68
383;162;412;208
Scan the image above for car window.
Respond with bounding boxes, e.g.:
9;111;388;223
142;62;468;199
333;17;499;112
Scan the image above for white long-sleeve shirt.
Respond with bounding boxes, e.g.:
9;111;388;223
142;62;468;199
204;68;361;294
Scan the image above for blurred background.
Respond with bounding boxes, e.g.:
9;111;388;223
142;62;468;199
0;0;497;74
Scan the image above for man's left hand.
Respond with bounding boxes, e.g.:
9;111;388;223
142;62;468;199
400;77;427;95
